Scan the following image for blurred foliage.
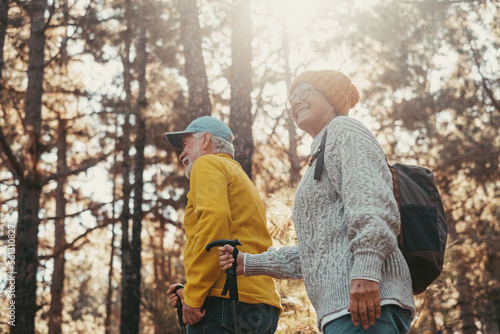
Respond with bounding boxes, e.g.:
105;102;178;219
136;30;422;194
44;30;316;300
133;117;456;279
0;0;499;333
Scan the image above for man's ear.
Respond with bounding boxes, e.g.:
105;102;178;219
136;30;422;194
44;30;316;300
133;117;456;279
201;132;212;149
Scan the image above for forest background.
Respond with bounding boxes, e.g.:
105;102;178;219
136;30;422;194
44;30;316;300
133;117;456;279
0;0;499;333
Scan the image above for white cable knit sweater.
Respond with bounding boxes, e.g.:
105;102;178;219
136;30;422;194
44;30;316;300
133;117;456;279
244;116;415;330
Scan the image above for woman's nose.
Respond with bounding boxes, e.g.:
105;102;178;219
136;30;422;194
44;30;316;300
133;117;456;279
290;99;303;114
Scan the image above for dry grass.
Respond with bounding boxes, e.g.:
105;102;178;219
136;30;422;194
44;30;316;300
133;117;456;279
264;188;320;333
275;279;320;333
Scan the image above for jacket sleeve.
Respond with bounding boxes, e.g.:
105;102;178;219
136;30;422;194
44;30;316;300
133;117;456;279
183;157;232;308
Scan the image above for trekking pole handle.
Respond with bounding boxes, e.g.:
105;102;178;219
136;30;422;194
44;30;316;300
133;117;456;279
205;238;242;276
173;285;185;328
173;284;184;303
205;238;242;251
206;239;242;334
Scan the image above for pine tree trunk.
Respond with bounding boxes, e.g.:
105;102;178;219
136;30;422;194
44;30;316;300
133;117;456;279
105;127;119;334
14;182;42;334
105;224;116;334
0;0;9;90
493;290;500;333
230;0;253;178
119;1;134;332
128;5;147;331
48;118;68;334
283;27;300;185
153;221;167;293
119;97;134;334
457;269;478;333
13;1;46;333
177;0;211;119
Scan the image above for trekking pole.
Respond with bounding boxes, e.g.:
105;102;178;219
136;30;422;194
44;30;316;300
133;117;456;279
173;285;187;334
206;238;242;334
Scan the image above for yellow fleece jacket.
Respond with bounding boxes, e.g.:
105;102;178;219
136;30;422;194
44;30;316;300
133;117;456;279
182;153;282;312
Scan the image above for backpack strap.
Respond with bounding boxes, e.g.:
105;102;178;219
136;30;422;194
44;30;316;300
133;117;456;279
388;164;404;250
313;130;406;253
313;129;328;180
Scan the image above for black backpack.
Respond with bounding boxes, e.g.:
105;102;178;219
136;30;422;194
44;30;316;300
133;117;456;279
388;163;447;294
314;129;448;294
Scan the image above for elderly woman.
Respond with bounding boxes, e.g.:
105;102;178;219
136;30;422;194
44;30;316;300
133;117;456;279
220;70;415;333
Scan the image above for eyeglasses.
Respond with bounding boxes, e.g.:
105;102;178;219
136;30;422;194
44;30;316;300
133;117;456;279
285;84;322;112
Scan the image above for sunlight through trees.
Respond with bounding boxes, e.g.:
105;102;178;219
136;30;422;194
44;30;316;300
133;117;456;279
0;0;498;333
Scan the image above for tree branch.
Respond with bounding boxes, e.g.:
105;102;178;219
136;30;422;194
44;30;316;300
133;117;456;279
435;150;500;171
464;25;500;113
39;220;114;260
0;125;25;183
0;196;16;206
42;201;114;221
43;153;108;184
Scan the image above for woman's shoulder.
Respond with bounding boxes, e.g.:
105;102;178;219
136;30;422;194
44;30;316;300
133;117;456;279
327;117;376;144
330;115;369;132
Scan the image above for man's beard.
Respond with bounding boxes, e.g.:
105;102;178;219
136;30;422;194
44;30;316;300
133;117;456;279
184;145;202;179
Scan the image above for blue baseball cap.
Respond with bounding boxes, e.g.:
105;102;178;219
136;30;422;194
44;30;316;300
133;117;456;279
164;116;233;150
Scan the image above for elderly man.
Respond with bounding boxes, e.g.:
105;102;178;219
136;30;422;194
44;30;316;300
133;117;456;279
165;116;282;334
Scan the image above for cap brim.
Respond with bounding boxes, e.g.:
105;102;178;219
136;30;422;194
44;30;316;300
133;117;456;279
164;131;195;150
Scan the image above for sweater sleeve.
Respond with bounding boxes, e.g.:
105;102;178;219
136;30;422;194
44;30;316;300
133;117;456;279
244;245;303;279
326;118;399;282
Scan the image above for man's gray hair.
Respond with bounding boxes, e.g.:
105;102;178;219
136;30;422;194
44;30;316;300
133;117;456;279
193;132;235;158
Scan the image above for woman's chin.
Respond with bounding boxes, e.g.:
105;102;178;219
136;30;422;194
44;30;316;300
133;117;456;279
296;119;311;133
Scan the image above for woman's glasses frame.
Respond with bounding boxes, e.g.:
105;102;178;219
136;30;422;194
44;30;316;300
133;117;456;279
285;84;322;112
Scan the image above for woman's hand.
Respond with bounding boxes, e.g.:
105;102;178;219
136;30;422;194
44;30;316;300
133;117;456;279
348;279;381;330
218;245;244;275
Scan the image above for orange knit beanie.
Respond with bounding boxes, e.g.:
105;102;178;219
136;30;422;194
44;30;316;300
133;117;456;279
289;70;360;115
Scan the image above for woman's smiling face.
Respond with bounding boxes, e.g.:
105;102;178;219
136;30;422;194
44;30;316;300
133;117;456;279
288;83;337;138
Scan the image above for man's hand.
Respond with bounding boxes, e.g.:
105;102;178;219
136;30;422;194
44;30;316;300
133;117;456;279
218;245;244;275
348;279;381;330
182;304;206;325
167;283;184;307
167;283;206;325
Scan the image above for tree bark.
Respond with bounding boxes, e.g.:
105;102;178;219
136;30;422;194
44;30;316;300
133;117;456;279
48;117;68;334
105;123;120;334
153;220;167;293
457;273;478;334
119;1;134;332
129;2;147;331
0;0;9;92
282;27;300;185
177;0;211;119
12;1;47;333
119;84;134;333
120;1;147;333
229;0;253;178
105;224;116;334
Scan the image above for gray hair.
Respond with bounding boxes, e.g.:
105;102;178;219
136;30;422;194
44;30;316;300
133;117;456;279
193;132;235;158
